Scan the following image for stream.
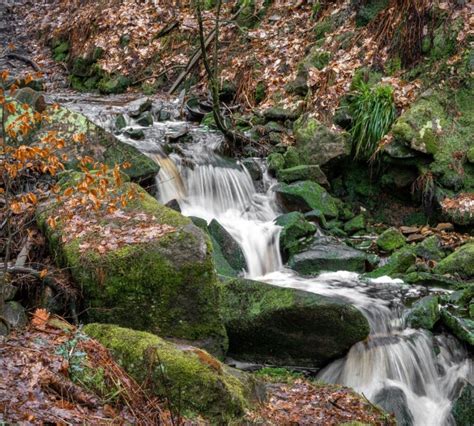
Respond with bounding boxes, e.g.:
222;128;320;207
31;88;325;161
54;93;473;426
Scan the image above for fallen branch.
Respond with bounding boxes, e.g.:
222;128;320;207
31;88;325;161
131;64;185;86
4;53;41;72
154;20;179;39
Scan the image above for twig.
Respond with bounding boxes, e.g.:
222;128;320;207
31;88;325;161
131;64;185;86
3;53;41;72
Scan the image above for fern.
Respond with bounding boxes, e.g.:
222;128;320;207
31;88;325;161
349;81;396;161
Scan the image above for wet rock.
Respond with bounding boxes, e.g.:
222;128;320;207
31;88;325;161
208;219;247;273
124;128;145;140
373;386;414;426
164;199;181;212
415;235;445;261
129;98;152;118
241;158;262;181
293;114;351;168
343;214;366;234
84;323;253;422
451;382;474;426
304;209;327;227
440;309;474;347
114;114;127;131
38;183;227;357
275;212;316;259
136;111;153;127
289;237;367;276
267;152;285;174
13;87;46;112
434;243;474;279
275;180;339;218
376;227;406;252
220;277;370;367
406;295;439;330
402;272;460;287
366;246;417;278
277;165;328;186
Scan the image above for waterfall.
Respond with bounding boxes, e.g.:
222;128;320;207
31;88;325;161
58;93;472;426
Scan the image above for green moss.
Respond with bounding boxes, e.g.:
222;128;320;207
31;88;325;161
267;152;285;173
277;165;327;185
376;227;406;252
283;146;301;168
255;81;267;104
344;214;366;234
275;181;340;218
275;212;316;257
435;243;474;279
406;295;439;330
354;0;388;27
313;18;332;40
255;367;303;383
452;383;474;426
366;245;416;278
98;75;131;94
83;324;252;421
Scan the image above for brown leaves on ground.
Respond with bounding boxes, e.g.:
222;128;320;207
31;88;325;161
441;193;474;223
247;380;394;425
0;318;169;425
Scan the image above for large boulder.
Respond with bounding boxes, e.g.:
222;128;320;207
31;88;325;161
434;243;474;279
373;386;414;426
208;219;247;273
275;181;339;218
84;324;253;422
451;382;474;426
4;93;159;185
274;212;316;259
276;165;328;186
366;246;416;278
38;182;227;356
293;115;351;168
220;277;370;367
440;309;474;347
406;295;440;330
289;237;367;276
376;227;406;252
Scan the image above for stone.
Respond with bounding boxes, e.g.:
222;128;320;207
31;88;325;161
38;183;227;356
451;382;474;426
267;152;285;174
220;277;370;367
277;165;328;186
3;301;28;331
208;219;247;273
402;272;460;287
406;295;439;330
262;107;299;122
288;237;367;276
115;114;127;131
13;87;46;112
376;228;406;252
136;111;153;127
293;114;351;168
275;181;339;218
124;128;145;140
241;158;262;181
440;309;474;347
434;243;474;279
415;235;445;261
366;246;417;278
84;324;253;422
373;386;414;426
343;214;366;234
304;209;327;227
274;212;316;258
164;199;181;212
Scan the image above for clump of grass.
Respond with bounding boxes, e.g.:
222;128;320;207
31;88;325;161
349;81;397;161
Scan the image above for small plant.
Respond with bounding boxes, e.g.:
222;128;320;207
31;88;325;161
349;81;396;161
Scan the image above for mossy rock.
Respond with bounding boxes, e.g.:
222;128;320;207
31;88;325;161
406;295;439;330
365;245;417;278
98;75;131;94
38;183;227;356
434;243;474;279
415;235;445;261
344;214;366;234
376;227;406;252
451;382;474;426
288;237;367;276
5;100;159;184
83;324;253;421
283;146;301;168
275;212;316;258
354;0;389;27
220;277;370;367
267;152;285;174
293;114;351;168
277;165;328;186
275;180;339;218
440;309;474;347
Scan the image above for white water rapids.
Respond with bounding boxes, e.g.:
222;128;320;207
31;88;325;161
57;94;472;426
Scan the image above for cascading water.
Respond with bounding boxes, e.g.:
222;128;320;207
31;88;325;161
58;93;472;426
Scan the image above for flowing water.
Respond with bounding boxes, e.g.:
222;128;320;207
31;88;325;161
58;93;473;426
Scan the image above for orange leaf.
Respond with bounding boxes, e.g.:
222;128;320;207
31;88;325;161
39;269;48;279
31;308;50;329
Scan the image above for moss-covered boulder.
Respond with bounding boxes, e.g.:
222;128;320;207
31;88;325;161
415;235;445;261
452;382;474;426
220;278;370;367
376;228;406;252
275;212;316;259
267;152;285;174
4;97;159;184
275;181;339;218
83;324;253;422
434;243;474;279
344;214;366;234
208;219;247;273
440;309;474;347
38;183;227;356
276;165;328;186
293;115;351;168
406;295;439;330
366;246;417;278
288;237;367;276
